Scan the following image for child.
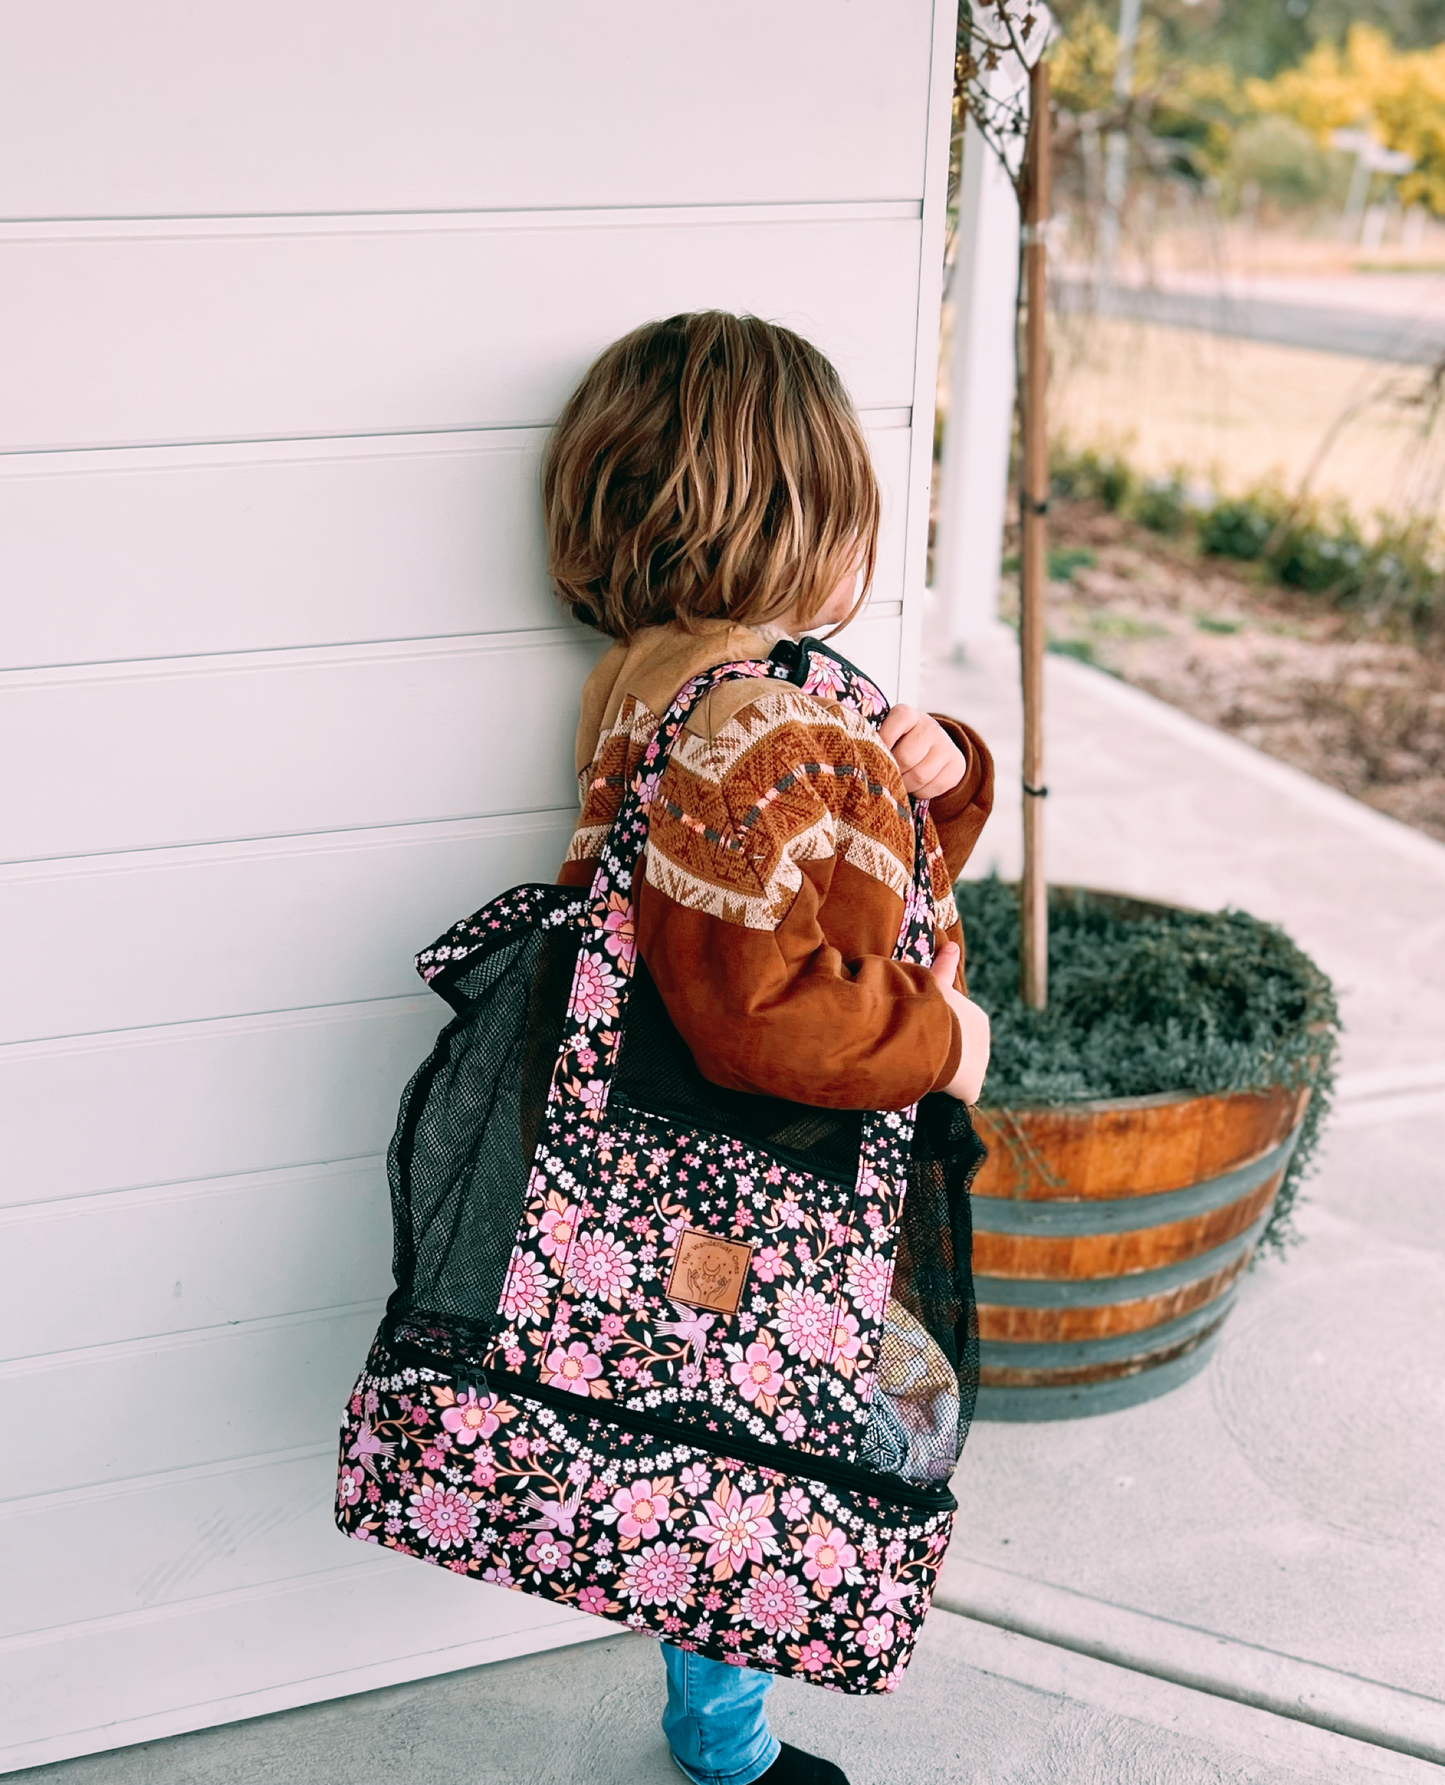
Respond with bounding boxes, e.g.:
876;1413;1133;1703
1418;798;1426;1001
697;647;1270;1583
542;312;993;1785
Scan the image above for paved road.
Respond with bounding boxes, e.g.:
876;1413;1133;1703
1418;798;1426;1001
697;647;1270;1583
1055;275;1445;364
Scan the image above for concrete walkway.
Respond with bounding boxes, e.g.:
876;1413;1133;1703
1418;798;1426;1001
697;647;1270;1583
925;628;1445;1766
14;1612;1438;1785
18;632;1445;1782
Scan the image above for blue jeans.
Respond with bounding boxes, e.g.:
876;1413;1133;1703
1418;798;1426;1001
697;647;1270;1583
661;1645;780;1785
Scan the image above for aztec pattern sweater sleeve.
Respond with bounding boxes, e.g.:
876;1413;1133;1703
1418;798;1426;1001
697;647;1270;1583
559;677;994;1112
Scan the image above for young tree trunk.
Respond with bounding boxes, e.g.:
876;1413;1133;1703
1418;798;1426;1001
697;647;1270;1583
1019;57;1051;1009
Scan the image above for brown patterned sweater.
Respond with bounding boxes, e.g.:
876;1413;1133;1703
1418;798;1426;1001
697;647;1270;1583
558;622;994;1111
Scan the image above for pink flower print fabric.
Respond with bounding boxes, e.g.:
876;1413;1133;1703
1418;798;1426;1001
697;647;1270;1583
801;1520;857;1588
603;1476;678;1541
565;1230;635;1305
736;1567;813;1636
729;1338;785;1407
544;1341;604;1395
346;645;962;1696
595;892;636;967
499;1250;551;1328
476;655;938;1474
484;1101;919;1460
620;1541;698;1608
407;1480;479;1551
693;1476;777;1577
846;1250;895;1325
336;1338;953;1694
441;1388;503;1444
798;651;889;719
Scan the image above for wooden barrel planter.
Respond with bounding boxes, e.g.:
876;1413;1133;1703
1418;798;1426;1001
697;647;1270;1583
970;1081;1310;1420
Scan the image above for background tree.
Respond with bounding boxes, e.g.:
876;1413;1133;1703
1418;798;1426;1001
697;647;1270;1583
1249;24;1445;215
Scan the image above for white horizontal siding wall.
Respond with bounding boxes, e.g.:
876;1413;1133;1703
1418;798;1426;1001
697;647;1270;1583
0;2;955;1769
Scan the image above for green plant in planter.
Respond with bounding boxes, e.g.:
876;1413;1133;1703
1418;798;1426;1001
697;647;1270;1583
957;877;1340;1255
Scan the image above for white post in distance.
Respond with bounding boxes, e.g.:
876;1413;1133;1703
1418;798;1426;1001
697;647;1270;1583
934;112;1022;654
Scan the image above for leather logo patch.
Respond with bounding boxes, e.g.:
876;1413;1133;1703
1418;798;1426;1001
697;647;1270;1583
666;1230;753;1316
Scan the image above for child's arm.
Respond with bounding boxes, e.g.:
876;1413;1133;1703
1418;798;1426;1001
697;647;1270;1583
927;940;991;1104
630;693;991;1111
638;853;962;1110
880;706;995;890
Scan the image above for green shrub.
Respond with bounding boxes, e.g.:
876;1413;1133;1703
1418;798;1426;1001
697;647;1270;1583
1199;494;1280;560
1131;474;1191;535
1051;443;1133;511
1048;546;1097;581
1040;439;1445;639
1046;636;1101;665
1269;512;1369;594
957;878;1340;1255
1352;521;1445;635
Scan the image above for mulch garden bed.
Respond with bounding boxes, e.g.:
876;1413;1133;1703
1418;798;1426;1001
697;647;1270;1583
1002;497;1445;844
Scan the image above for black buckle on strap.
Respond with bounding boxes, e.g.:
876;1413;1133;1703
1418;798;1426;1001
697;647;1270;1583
768;635;892;719
768;636;808;684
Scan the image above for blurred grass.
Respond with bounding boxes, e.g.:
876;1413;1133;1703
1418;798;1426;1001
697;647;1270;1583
1050;317;1434;522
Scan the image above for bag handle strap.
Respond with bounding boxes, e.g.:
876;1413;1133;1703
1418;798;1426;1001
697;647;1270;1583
558;641;936;1123
533;639;941;1442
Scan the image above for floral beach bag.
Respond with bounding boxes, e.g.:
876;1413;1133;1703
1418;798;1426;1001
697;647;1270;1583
334;636;985;1694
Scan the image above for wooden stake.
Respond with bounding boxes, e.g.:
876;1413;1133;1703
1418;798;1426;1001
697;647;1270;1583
1019;57;1051;1009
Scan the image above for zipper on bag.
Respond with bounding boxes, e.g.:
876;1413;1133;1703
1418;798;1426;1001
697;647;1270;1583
383;1316;955;1515
489;1370;956;1514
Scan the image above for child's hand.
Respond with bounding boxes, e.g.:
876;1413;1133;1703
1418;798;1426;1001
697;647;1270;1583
879;706;967;799
929;942;990;1104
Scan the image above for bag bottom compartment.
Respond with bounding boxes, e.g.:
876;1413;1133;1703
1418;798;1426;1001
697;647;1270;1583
335;1326;956;1694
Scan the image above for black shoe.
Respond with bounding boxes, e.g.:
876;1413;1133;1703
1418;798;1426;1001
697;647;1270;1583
754;1741;850;1785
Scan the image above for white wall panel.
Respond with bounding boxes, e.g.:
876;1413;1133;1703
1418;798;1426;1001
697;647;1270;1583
0;1449;350;1639
0;1000;443;1208
0;615;902;1045
0;1161;391;1359
0;1;933;219
0;814;575;1046
1;422;910;670
1;610;907;876
833;609;905;706
0;1306;380;1497
0;0;955;1761
1;432;554;668
0;1562;599;1774
3;617;926;1041
0;212;921;453
1;632;603;863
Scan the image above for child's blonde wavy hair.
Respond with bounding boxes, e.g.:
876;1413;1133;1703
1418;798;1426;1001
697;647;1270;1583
543;311;879;642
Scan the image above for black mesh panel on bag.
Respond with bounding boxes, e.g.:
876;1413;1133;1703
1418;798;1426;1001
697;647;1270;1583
613;961;864;1182
861;1094;984;1484
387;905;579;1332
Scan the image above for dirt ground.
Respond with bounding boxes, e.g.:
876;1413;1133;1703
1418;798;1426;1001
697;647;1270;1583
1000;498;1445;843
